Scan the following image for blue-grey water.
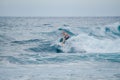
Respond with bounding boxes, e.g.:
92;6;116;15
0;17;120;80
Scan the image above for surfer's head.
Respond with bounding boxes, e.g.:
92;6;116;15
62;31;66;36
62;31;65;34
62;31;69;37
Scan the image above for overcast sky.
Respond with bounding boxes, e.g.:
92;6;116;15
0;0;120;17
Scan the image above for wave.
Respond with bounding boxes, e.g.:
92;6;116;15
0;18;120;54
54;23;120;53
0;34;14;42
0;53;119;65
19;22;120;53
0;17;120;67
11;39;42;44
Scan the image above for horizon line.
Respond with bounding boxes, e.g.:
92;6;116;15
0;16;120;18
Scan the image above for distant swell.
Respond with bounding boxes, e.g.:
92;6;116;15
11;39;42;44
0;53;119;65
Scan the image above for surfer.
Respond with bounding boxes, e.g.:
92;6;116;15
60;31;70;46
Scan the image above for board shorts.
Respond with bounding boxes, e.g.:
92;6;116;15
65;36;69;40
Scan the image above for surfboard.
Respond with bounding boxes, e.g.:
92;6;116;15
55;43;63;53
59;38;63;42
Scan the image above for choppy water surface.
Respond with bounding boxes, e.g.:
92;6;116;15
0;17;120;80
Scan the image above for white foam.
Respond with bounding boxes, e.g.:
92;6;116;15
57;22;120;53
62;32;120;53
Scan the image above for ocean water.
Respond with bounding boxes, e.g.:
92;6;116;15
0;17;120;80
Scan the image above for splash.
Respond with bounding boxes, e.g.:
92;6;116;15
54;22;120;53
